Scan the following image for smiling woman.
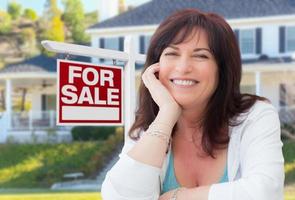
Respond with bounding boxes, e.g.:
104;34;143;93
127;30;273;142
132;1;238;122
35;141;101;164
100;8;285;200
158;29;218;112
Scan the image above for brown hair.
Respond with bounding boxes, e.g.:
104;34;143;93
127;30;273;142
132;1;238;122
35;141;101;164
128;8;267;158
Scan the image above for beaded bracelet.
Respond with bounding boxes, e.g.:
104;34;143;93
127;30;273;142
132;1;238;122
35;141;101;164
144;130;169;144
170;188;181;200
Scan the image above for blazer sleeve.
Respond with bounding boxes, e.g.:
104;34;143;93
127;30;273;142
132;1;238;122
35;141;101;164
101;134;162;200
208;102;285;200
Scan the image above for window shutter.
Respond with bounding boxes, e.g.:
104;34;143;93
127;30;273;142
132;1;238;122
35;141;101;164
139;35;145;54
279;26;285;53
99;38;105;48
255;28;262;54
119;37;124;51
41;95;46;111
99;38;105;62
234;29;239;46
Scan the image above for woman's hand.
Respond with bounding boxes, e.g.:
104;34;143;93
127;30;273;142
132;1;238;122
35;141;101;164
159;188;189;200
159;186;210;200
142;63;181;119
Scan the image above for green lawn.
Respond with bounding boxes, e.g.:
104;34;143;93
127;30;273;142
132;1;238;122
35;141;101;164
0;132;123;188
284;140;295;199
0;191;102;200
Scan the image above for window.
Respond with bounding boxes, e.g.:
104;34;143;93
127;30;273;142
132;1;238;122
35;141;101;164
41;94;56;111
286;26;295;52
139;35;152;54
240;29;255;54
104;38;119;50
143;35;151;53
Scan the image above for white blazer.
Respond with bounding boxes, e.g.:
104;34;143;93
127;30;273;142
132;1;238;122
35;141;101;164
101;101;285;200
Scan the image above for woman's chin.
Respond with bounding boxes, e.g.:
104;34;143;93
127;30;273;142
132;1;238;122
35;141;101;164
174;98;194;108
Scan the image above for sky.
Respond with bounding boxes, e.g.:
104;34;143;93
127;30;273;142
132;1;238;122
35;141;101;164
0;0;150;15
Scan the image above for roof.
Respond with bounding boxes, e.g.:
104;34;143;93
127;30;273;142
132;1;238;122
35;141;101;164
0;54;91;74
89;0;295;29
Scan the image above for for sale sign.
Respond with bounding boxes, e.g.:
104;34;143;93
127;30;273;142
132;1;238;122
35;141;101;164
57;59;123;126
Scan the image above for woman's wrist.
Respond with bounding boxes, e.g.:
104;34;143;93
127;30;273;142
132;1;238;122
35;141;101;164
171;187;189;200
158;103;181;125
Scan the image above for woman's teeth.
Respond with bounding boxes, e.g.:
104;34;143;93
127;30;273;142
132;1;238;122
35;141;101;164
172;79;198;86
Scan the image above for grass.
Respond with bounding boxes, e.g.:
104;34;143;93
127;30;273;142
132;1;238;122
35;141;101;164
0;191;102;200
284;140;295;199
0;131;123;188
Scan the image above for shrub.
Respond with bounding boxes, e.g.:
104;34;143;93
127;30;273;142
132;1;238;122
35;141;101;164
71;126;122;141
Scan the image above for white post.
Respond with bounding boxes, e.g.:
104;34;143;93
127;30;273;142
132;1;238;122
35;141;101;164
50;110;54;128
29;110;33;130
255;71;261;95
124;36;136;142
5;79;12;130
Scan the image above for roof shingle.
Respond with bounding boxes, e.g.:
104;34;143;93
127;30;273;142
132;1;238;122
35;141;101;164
89;0;295;29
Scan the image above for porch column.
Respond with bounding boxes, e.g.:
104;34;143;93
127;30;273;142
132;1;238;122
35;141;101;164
5;79;12;130
255;71;261;96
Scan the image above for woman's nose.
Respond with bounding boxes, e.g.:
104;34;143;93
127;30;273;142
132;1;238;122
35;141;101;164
175;57;193;73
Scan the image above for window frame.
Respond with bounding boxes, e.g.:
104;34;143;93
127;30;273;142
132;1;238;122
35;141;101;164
286;26;295;52
239;28;256;55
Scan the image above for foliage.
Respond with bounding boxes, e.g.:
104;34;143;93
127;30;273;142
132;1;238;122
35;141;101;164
13;98;32;112
43;0;61;20
7;2;22;20
284;140;295;185
71;126;122;141
39;0;64;56
21;28;38;57
62;0;89;43
0;131;123;188
84;11;98;28
23;8;38;21
0;11;12;34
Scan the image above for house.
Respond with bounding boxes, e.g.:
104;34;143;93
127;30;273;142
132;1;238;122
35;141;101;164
86;0;295;123
0;54;90;143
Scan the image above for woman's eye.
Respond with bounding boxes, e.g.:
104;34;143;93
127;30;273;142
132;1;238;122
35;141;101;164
164;52;178;56
193;54;208;59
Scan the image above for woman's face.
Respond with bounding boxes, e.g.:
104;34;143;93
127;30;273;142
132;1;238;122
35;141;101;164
159;28;219;109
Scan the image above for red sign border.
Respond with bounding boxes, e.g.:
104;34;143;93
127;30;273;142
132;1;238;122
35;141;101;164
56;59;124;126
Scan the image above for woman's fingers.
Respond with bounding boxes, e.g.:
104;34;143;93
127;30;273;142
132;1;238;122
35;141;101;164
142;63;160;88
142;63;175;107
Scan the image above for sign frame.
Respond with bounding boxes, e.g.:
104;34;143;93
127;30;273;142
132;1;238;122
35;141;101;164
56;59;124;126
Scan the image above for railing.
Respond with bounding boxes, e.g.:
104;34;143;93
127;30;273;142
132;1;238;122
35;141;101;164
11;110;57;130
279;105;295;124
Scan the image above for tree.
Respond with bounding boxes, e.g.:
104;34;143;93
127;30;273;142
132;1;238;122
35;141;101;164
40;0;65;56
0;11;12;34
62;0;89;43
7;2;22;20
47;16;65;42
23;8;38;21
43;0;61;21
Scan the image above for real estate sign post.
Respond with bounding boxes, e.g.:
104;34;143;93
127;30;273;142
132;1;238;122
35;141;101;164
57;59;123;126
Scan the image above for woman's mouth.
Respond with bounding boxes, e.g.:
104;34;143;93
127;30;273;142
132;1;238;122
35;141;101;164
170;79;199;87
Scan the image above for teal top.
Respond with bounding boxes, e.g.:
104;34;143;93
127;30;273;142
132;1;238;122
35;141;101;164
161;150;228;194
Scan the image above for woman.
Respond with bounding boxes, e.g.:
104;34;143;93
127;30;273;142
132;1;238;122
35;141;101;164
101;8;284;200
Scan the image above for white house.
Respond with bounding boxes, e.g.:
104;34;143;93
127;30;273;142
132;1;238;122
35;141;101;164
0;55;90;143
86;0;295;122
